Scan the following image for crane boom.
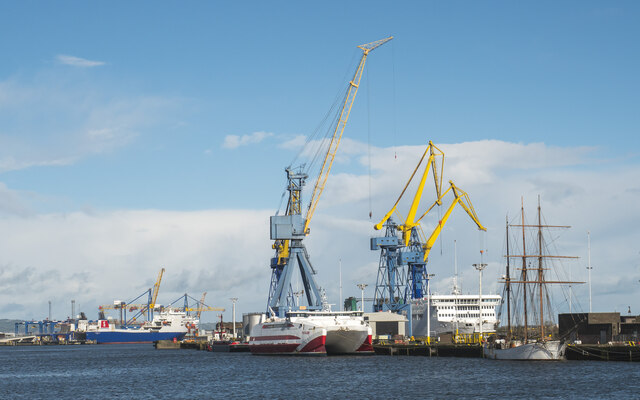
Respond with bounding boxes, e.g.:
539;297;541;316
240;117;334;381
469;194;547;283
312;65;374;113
374;141;444;246
196;292;207;320
303;36;393;235
422;181;486;262
150;267;165;310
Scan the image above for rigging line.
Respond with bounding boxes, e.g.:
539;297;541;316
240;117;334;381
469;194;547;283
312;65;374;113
290;54;356;169
302;51;361;173
367;62;373;219
292;92;341;170
391;38;397;161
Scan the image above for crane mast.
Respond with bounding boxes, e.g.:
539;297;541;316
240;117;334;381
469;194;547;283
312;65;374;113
267;37;392;317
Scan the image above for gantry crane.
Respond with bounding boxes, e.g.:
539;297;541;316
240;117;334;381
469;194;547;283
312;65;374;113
371;142;486;329
171;293;225;316
372;141;444;312
127;267;165;325
267;37;393;317
98;267;166;327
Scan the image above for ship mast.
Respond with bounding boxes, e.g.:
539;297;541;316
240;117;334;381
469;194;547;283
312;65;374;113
505;216;512;340
521;198;528;343
537;196;544;340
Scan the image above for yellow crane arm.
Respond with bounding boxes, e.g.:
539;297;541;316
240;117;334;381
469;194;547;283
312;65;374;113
150;267;165;309
374;141;444;247
303;36;393;235
422;181;486;262
196;292;207;320
185;306;225;312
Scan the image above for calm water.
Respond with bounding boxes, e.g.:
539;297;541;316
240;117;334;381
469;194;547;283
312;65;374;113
1;344;639;399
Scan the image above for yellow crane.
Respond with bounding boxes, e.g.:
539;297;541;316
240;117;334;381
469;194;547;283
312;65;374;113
196;292;207;320
149;267;165;311
374;140;444;246
371;142;486;313
421;180;486;262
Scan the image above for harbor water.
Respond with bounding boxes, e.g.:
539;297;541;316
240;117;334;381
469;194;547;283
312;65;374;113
1;344;639;399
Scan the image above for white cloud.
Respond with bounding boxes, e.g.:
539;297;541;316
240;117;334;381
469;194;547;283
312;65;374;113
278;134;307;150
0;76;178;172
56;55;105;68
1;139;639;323
0;209;274;321
222;131;273;149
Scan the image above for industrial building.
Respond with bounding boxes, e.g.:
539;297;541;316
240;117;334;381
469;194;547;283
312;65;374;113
559;312;640;344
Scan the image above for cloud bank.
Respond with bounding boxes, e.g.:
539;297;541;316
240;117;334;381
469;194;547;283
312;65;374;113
1;139;638;323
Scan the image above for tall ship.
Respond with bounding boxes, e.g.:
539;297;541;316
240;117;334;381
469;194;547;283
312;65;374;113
249;37;392;356
484;197;580;360
82;309;196;344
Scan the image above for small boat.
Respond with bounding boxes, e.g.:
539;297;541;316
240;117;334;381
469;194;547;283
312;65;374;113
83;309;195;344
249;310;373;356
207;341;250;352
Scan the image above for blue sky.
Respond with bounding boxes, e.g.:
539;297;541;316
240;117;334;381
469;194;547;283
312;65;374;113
1;1;639;322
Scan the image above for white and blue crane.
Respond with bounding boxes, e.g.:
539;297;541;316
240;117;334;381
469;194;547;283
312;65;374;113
266;37;393;317
371;141;486;327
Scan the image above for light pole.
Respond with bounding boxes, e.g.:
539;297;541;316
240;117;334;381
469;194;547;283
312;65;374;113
230;298;238;339
473;263;487;341
357;283;368;312
339;258;343;310
426;274;435;344
587;231;592;313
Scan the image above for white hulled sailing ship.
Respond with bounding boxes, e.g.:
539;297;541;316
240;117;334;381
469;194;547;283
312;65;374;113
484;197;581;360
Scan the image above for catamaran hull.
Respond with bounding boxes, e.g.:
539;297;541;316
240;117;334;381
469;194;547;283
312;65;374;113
325;326;373;355
249;312;374;355
484;341;566;360
249;323;327;355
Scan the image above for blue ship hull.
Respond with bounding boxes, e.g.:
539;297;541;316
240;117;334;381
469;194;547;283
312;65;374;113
86;330;187;344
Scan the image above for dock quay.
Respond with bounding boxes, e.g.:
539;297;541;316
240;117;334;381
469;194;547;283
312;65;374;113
565;343;640;362
373;342;482;357
154;340;209;350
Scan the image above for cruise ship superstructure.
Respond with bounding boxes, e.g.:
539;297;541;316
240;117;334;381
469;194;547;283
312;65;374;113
411;293;501;337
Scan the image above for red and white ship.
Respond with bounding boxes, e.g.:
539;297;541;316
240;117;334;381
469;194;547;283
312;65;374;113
249;310;373;356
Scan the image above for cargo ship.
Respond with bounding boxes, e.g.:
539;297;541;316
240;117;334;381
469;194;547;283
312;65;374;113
82;309;195;344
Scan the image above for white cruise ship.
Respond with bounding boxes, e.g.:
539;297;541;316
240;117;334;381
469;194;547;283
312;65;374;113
411;293;501;337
